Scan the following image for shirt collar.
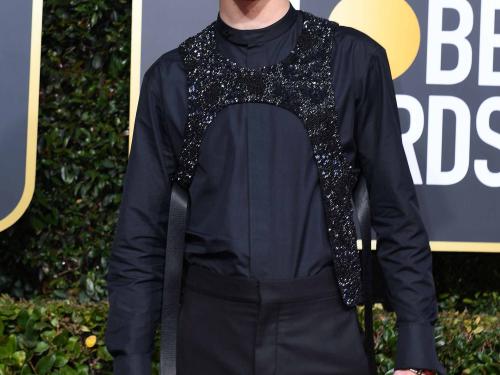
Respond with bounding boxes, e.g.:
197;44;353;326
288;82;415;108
215;3;298;47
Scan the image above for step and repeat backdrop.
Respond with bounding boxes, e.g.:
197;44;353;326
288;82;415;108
1;1;499;253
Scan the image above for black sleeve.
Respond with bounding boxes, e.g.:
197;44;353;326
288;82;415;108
104;62;175;374
354;44;447;375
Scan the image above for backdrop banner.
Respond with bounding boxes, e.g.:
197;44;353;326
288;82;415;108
0;0;43;232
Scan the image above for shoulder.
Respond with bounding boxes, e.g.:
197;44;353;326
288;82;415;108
334;22;386;59
301;11;384;55
323;20;392;99
145;19;215;81
329;21;389;83
143;48;185;84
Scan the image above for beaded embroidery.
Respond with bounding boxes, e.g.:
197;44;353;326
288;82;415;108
174;11;363;307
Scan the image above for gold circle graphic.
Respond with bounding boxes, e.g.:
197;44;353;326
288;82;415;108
330;0;420;79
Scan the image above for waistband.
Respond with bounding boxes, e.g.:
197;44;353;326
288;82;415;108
182;264;339;304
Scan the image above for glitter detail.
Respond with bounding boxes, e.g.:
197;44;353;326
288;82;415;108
174;11;363;307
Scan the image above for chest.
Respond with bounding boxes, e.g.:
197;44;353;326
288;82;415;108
174;12;356;193
168;11;364;307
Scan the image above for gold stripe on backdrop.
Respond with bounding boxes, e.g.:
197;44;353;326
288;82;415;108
356;240;500;252
0;0;43;232
129;0;142;154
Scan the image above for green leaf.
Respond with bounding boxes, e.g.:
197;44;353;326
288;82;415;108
12;351;26;367
35;353;56;375
54;351;69;367
41;329;57;342
20;363;34;375
0;335;16;358
59;365;78;375
53;331;69;347
91;55;103;70
34;341;49;354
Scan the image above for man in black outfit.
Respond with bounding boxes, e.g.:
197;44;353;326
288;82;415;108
104;1;446;374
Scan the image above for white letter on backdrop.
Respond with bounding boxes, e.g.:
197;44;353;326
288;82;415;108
426;0;473;85
478;0;500;86
475;96;500;187
426;95;470;185
396;94;425;185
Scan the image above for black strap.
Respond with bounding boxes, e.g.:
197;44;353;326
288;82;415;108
160;182;189;375
353;174;377;375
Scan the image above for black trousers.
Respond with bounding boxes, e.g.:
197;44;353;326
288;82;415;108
177;264;371;375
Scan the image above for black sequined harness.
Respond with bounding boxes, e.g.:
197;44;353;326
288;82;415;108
173;11;363;307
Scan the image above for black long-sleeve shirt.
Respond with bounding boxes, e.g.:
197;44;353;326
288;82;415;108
105;5;446;375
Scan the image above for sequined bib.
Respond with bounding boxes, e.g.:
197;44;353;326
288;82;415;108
173;11;363;307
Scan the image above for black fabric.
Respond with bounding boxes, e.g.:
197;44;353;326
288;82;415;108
105;3;446;374
177;264;370;375
159;182;189;375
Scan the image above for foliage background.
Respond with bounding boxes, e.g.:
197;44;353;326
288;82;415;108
0;0;130;302
0;0;498;374
0;292;497;375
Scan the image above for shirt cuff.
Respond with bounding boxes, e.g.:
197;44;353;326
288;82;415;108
394;322;447;375
112;353;152;375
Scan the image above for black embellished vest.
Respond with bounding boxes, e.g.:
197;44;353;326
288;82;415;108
172;11;364;307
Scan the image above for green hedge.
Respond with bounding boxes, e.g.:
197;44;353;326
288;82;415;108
0;0;130;302
0;293;498;375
